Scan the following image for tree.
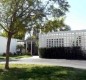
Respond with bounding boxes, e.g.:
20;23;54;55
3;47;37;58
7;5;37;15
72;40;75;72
16;44;25;54
1;27;26;39
40;19;71;33
59;25;71;31
41;19;65;33
0;31;7;37
13;27;26;39
0;0;69;69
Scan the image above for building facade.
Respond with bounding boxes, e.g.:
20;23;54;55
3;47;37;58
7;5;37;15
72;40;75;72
0;36;19;55
39;30;86;51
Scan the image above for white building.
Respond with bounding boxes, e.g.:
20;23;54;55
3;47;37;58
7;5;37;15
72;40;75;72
0;36;19;55
39;30;86;50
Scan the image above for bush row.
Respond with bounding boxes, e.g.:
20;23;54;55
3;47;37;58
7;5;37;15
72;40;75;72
39;47;86;59
2;52;26;56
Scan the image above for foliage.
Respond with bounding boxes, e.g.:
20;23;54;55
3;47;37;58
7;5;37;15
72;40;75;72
0;55;31;61
0;64;86;80
16;44;25;54
16;44;25;49
39;47;85;59
41;19;71;33
1;29;26;39
32;19;71;36
0;0;70;33
41;19;65;33
0;0;70;69
59;25;71;31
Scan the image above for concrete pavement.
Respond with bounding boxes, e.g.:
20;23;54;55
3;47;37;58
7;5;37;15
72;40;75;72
0;56;86;69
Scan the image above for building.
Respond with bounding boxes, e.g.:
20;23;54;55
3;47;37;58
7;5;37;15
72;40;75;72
24;37;38;55
0;36;19;55
39;30;86;51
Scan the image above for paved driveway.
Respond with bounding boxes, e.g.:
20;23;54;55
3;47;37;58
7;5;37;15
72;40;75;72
1;56;86;69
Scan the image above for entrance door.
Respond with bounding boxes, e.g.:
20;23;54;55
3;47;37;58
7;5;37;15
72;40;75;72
27;42;38;55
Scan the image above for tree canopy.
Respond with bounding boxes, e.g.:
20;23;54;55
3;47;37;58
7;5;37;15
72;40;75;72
41;19;65;33
0;0;70;69
1;27;26;39
0;0;70;33
59;25;71;31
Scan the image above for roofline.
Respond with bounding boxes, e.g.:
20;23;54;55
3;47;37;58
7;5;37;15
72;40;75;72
39;29;86;35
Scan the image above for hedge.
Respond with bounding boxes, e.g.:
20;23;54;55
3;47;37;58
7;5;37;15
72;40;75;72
39;47;86;59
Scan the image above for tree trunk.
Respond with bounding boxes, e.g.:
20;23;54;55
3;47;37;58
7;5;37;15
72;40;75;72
5;33;12;69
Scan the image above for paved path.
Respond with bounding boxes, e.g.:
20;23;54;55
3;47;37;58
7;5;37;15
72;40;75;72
0;56;86;69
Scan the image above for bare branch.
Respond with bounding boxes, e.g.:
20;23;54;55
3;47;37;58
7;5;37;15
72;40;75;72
0;23;9;32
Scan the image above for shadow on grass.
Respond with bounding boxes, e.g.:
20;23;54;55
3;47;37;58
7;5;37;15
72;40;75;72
0;57;5;62
0;55;31;62
0;65;86;80
0;58;19;62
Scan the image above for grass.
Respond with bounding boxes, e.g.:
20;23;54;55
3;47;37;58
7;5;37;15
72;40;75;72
10;54;32;59
0;54;31;60
0;64;86;80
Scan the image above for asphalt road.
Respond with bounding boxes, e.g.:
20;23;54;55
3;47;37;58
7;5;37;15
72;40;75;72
1;56;86;69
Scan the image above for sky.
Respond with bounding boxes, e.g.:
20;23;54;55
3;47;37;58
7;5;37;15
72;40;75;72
26;0;86;39
65;0;86;30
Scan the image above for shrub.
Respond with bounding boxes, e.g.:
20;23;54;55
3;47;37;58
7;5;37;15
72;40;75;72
13;52;17;55
2;52;15;56
16;44;25;54
39;47;85;59
2;53;6;56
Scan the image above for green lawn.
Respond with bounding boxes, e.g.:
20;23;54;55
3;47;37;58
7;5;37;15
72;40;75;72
0;64;86;80
10;55;32;59
0;55;31;60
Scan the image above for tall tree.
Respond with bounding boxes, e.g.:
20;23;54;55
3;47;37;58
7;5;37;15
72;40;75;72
1;27;26;39
0;0;69;69
41;19;65;33
59;25;71;31
39;19;71;33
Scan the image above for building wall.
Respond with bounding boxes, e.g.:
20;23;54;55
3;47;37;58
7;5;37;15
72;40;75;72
0;36;19;55
39;30;86;50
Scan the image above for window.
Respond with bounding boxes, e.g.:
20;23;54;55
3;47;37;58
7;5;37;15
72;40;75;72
51;39;53;47
54;39;57;47
59;39;61;47
57;39;58;47
76;40;78;46
62;39;64;47
49;39;51;47
47;39;49;47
